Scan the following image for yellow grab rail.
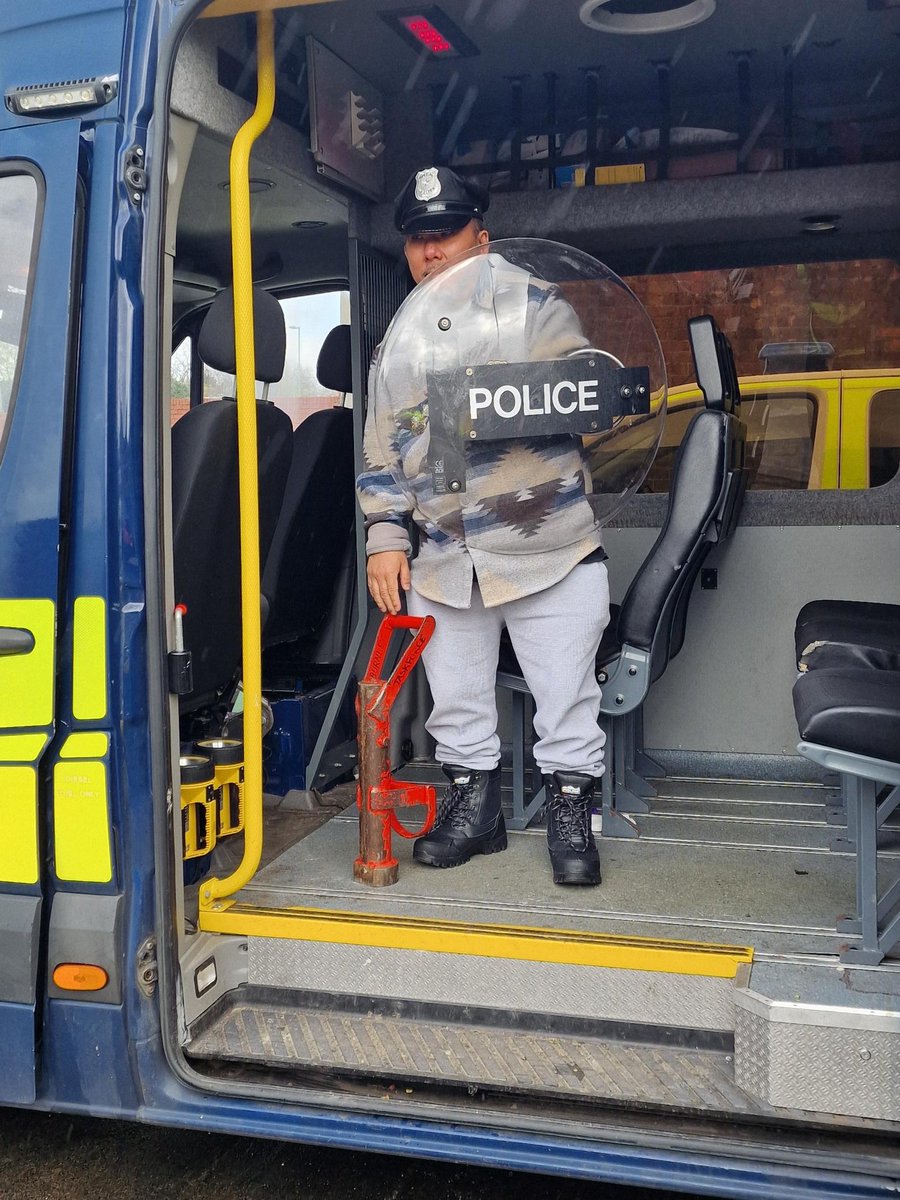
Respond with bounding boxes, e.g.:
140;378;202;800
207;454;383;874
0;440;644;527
201;10;275;907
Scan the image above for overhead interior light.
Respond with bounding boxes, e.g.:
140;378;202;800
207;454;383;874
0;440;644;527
802;214;839;233
580;0;716;35
218;178;276;194
380;6;479;58
5;75;118;116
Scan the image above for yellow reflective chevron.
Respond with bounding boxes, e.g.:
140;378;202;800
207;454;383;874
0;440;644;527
60;732;109;759
0;766;39;884
0;599;55;728
72;596;107;720
0;733;48;762
53;759;112;883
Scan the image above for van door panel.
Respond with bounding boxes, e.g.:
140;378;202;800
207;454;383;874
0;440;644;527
0;119;82;1104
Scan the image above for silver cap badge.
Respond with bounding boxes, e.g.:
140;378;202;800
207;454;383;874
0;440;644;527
414;168;441;201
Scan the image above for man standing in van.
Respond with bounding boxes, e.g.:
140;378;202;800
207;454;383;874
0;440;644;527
356;166;609;886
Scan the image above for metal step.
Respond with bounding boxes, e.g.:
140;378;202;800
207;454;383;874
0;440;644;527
648;796;831;823
734;959;900;1122
187;989;764;1115
636;812;900;855
653;777;837;805
219;908;748;1032
635;811;836;850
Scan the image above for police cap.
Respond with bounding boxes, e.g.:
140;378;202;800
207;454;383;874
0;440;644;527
394;166;490;236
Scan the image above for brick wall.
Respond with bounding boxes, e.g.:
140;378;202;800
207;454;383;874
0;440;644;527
569;258;899;388
171;396;190;425
628;258;900;387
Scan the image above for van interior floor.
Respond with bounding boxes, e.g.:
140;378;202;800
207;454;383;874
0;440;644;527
187;772;900;1133
237;772;900;958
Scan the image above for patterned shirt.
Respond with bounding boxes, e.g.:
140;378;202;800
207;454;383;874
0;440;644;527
357;254;604;609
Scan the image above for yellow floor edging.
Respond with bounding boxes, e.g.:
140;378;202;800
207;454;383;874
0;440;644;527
199;901;753;978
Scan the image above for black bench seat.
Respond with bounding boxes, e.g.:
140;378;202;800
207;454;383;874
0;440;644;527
795;599;900;673
794;668;900;764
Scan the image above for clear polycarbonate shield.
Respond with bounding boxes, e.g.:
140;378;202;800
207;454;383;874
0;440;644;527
371;238;667;543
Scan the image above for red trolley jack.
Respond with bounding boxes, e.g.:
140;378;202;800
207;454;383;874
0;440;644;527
354;614;438;886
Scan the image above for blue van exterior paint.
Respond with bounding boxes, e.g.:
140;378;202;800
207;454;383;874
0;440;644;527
0;3;897;1196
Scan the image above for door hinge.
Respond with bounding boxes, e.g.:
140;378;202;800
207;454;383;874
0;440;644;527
137;935;158;998
125;145;147;205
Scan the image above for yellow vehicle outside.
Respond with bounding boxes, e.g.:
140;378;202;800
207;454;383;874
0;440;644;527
656;368;900;493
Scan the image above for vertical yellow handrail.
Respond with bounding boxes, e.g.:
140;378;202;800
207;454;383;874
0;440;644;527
202;9;275;907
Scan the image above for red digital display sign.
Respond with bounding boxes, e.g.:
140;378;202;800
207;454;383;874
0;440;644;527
398;14;456;55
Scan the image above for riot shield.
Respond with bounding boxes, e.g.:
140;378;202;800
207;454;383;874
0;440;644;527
371;238;666;543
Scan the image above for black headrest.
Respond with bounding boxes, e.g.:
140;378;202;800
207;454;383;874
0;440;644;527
688;314;740;414
316;325;352;395
198;286;286;384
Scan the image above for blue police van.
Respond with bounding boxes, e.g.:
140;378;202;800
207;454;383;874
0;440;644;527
1;1;899;1196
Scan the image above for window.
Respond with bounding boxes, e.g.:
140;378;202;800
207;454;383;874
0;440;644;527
641;391;818;495
631;259;897;494
266;290;350;427
869;388;900;487
170;336;192;425
0;173;39;456
742;392;816;491
170;290;350;428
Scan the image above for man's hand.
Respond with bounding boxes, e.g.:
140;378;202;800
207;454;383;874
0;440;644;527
367;551;411;615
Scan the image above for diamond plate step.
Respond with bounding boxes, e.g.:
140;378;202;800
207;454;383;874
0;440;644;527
734;959;900;1122
188;992;764;1115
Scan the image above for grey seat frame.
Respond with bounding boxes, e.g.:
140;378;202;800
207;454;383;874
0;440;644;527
799;739;900;965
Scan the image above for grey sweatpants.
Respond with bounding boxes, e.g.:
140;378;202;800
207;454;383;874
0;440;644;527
408;561;610;776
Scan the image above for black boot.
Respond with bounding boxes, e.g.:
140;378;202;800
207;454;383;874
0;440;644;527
413;764;507;868
543;771;601;886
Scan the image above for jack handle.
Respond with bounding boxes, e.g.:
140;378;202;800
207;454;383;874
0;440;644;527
354;614;437;886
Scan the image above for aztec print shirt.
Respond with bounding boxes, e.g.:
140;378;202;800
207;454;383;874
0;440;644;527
357;254;604;609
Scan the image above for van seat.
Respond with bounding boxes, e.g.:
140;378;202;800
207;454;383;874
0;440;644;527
316;323;352;394
794;667;900;763
498;316;747;835
173;287;293;709
794;667;900;965
261;324;356;655
795;599;900;673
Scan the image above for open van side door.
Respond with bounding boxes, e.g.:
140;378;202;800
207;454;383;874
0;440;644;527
0;117;83;1104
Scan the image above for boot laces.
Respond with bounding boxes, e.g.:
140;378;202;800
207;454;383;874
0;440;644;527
438;777;480;829
550;792;590;852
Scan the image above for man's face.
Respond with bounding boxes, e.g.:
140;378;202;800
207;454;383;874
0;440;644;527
404;220;489;285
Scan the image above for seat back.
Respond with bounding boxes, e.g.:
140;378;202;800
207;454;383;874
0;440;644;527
172;287;293;708
261;325;357;655
316;323;353;394
617;406;745;681
261;407;355;650
197;285;287;389
665;420;746;665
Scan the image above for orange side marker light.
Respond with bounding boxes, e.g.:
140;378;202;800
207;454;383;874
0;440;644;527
52;963;109;991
